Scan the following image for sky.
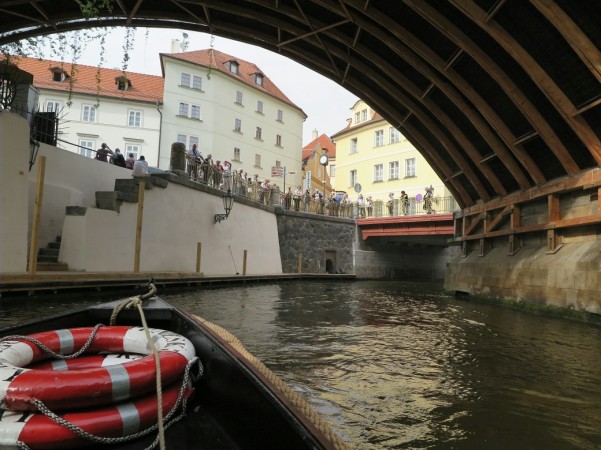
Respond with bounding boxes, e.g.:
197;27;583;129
43;27;358;146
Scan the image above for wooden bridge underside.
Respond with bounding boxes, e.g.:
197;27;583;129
1;1;600;216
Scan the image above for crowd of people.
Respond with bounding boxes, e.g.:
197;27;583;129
94;142;149;176
184;146;439;217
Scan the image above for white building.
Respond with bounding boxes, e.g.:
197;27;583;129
159;49;306;189
12;56;164;166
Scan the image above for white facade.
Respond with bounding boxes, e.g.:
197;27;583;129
38;90;162;167
159;54;305;190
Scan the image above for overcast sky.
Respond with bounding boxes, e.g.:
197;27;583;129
60;27;358;146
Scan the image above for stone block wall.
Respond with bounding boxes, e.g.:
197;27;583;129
276;210;355;274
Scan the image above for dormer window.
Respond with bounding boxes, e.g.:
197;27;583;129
49;67;67;83
116;76;131;91
254;73;264;87
228;60;239;75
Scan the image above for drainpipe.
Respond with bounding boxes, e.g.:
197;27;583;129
156;100;162;168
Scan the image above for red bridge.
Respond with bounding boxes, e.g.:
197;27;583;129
356;213;454;245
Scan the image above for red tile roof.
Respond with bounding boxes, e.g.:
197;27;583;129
302;133;336;160
8;56;164;104
161;49;306;117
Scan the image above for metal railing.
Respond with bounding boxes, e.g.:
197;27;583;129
184;160;459;218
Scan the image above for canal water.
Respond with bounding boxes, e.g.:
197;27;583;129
1;280;600;449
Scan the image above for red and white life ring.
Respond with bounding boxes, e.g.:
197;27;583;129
0;380;192;449
0;326;196;411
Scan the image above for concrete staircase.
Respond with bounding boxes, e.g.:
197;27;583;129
36;235;69;271
95;175;168;212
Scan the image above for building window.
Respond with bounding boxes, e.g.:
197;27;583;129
256;100;263;114
354;112;360;124
52;71;65;82
235;91;243;105
82;104;96;123
349;169;357;188
374;164;383;182
390;127;400;143
128;109;142;127
362;109;368;121
125;144;140;160
192;75;202;90
46;101;61;113
255;127;262;140
191;105;201;120
255;73;264;87
178;102;189;116
276;134;282;146
350;138;358;154
405;158;416;177
229;61;239;75
189;136;199;149
180;73;190;87
255;153;261;168
234;147;241;161
177;134;187;145
275;160;281;168
79;139;94;158
330;164;336;177
117;77;129;91
374;130;384;147
276;109;283;122
389;161;399;180
234;118;242;132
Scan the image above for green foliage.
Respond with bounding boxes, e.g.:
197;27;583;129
75;0;114;18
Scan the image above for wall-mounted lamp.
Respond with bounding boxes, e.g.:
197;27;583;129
215;172;235;223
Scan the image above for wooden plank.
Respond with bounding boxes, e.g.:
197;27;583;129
134;180;145;273
28;156;46;275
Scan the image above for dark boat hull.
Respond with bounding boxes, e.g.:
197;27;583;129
0;296;346;450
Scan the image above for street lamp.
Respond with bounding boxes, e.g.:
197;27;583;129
215;172;234;223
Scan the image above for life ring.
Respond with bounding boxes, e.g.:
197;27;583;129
0;380;192;449
0;326;196;411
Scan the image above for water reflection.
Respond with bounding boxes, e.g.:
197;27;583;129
2;281;601;449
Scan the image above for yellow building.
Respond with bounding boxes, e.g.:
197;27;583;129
331;100;453;214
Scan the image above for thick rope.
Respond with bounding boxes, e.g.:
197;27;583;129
192;315;352;450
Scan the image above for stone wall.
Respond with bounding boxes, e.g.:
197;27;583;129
445;232;601;314
276;211;355;274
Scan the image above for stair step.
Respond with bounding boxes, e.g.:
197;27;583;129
39;248;59;256
37;254;59;263
36;262;69;271
48;241;61;249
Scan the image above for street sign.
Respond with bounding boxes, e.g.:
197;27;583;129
271;166;284;177
288;171;296;175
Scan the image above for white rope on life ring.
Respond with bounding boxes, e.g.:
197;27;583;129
0;326;196;412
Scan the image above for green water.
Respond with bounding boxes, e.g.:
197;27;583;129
2;280;600;449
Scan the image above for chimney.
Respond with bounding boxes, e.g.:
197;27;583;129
170;39;182;53
312;129;318;140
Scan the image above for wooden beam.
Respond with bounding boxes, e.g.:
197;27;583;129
548;194;560;222
407;0;581;174
342;0;538;188
448;0;601;166
531;0;601;84
134;180;145;273
28;156;46;275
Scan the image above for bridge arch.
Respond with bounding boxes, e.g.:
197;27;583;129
1;1;600;209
